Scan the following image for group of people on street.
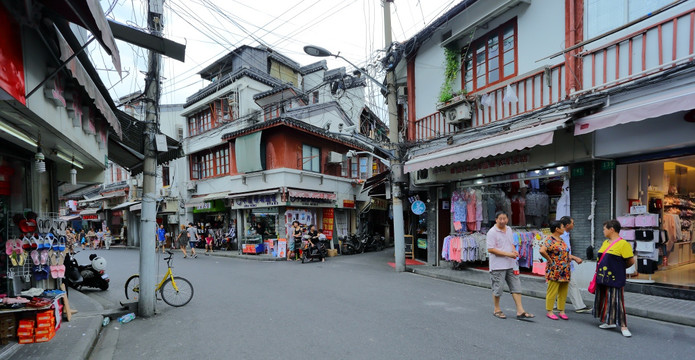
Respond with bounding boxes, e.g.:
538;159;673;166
487;211;634;337
289;221;325;262
75;227;112;250
171;223;199;258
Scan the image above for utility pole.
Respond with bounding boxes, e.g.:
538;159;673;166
138;0;163;317
383;0;405;272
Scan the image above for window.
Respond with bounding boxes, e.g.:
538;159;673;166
350;157;358;178
189;145;230;180
312;91;319;104
586;0;672;38
187;108;213;137
302;145;320;172
462;19;517;92
162;164;170;186
359;157;368;180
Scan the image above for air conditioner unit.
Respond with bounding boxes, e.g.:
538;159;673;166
160;188;171;197
176;126;184;141
446;103;472;128
186;182;197;192
327;151;343;164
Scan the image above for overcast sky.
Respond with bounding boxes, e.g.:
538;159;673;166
92;0;459;110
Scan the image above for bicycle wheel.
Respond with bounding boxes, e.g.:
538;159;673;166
160;276;194;307
124;275;140;300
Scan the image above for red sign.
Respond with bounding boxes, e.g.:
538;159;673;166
322;208;334;240
0;5;26;104
343;200;355;208
82;214;99;220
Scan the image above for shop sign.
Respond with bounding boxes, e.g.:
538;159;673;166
193;199;226;213
440;154;530;175
417;238;427;249
601;160;616;171
572;167;585;177
196;202;212;210
82;214;99;220
342;200;355;208
232;193;279;209
322;208;334;240
0;6;26;105
287;198;333;208
371;198;388;211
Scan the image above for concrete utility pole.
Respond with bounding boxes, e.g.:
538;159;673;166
138;0;163;317
383;0;405;272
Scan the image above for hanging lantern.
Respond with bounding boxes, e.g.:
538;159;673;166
35;147;46;173
70;167;77;185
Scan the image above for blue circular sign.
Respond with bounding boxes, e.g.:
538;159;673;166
411;200;426;215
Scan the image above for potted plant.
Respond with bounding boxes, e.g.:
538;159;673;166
436;47;466;111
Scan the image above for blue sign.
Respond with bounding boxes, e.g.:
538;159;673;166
411;200;426;215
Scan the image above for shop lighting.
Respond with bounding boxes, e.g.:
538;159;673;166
0;121;37;147
35;147;46;173
475;179;484;184
548;170;556;175
70;166;77;185
56;152;84;169
557;166;564;171
534;170;541;174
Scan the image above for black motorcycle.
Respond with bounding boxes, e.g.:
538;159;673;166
362;234;385;252
64;252;109;291
301;236;328;263
339;234;363;255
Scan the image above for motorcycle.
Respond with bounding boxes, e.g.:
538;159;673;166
339;234;363;255
301;234;328;263
64;252;109;290
362;234;385;252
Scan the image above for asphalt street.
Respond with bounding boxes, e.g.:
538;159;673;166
75;248;695;360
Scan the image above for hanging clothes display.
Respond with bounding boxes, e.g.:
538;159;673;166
555;179;571;220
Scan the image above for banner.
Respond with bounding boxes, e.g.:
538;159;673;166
322;208;334;240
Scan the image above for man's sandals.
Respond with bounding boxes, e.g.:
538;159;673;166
516;312;535;321
493;311;507;319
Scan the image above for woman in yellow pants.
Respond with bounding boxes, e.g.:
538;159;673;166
540;220;576;320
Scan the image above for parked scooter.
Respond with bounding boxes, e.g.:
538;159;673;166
339;234;363;255
362;234;385;252
64;252;109;290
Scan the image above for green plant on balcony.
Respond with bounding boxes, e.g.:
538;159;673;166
438;47;463;104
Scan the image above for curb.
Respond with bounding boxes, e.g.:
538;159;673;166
207;252;286;262
68;288;107;359
408;267;695;327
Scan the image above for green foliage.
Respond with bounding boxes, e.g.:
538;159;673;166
438;47;462;103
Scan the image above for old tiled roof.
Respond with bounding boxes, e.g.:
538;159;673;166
300;60;327;75
185;66;282;108
267;50;300;71
253;83;303;100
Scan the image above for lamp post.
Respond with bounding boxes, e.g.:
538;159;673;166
304;12;405;272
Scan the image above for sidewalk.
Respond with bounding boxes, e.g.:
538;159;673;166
1;289;106;359
408;264;695;327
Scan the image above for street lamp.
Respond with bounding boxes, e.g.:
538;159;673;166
303;45;388;93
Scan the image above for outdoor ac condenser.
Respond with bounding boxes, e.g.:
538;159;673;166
327;151;343;164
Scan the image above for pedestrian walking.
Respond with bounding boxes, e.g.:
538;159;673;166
186;223;199;258
540;220;577;320
79;229;86;250
86;228;96;250
559;216;591;313
66;227;76;254
95;228;103;249
104;227;112;250
156;224;166;254
593;219;635;337
486;211;534;320
176;225;188;258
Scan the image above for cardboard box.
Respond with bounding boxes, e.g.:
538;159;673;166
17;329;34;337
35;328;52;336
36;313;54;322
327;249;338;257
18;337;35;344
36;320;55;329
18;320;35;330
34;331;55;343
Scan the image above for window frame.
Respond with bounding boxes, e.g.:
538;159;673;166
162;163;170;187
301;144;321;172
584;0;672;39
189;145;230;180
462;18;518;93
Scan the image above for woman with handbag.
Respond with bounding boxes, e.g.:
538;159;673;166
592;219;635;337
540;221;578;320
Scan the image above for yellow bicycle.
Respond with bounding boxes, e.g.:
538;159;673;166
124;251;194;307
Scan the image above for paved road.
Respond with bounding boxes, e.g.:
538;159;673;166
77;249;695;360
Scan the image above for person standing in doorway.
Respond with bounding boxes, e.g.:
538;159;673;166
176;225;188;258
186;223;199;258
156;224;166;254
559;216;591;313
487;211;534;320
593;219;635;337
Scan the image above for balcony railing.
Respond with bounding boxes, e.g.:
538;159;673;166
412;63;566;142
579;8;695;94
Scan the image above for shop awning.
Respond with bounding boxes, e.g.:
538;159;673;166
404;119;566;173
574;85;695;136
184;197;206;208
288;189;337;200
80;208;100;215
78;196;106;204
102;190;126;199
228;189;280;199
111;201;140;210
235;131;263;173
362;171;390;194
203;192;229;201
59;214;81;221
129;203;141;211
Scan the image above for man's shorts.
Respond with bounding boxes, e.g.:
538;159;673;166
490;269;522;297
189;241;197;249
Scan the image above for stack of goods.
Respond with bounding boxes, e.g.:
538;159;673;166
618;214;660;274
34;310;57;343
17;319;34;344
0;314;16;345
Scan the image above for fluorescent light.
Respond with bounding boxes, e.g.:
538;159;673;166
475;179;484;184
0;121;36;147
534;170;541;174
557;166;564;171
56;152;84;169
548;171;556;175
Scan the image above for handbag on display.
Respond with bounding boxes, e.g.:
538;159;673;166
619;229;635;240
635;214;659;227
617;216;635;228
588;239;621;294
